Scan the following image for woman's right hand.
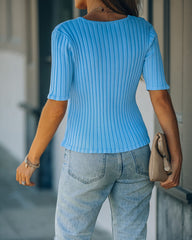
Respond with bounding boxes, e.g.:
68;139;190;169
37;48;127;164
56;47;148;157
160;156;183;189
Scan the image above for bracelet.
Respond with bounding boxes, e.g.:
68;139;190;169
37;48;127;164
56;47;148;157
24;155;40;169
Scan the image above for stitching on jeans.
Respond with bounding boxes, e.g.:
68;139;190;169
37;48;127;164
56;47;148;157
108;195;116;240
129;148;149;177
67;153;106;184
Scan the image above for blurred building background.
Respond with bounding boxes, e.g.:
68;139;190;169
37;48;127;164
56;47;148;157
0;0;192;239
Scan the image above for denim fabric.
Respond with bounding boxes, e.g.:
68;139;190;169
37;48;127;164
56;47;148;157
54;144;154;240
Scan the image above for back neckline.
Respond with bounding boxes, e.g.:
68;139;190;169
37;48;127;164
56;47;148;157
78;15;130;24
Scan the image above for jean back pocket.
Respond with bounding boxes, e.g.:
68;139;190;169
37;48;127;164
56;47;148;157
68;151;106;184
130;144;151;178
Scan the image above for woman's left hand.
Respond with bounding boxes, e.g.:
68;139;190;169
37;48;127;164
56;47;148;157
160;158;182;189
16;159;38;186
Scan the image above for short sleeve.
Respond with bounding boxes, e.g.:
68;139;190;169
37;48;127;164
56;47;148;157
47;29;74;101
142;26;170;91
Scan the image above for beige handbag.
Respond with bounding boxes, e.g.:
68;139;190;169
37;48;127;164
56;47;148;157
149;132;172;182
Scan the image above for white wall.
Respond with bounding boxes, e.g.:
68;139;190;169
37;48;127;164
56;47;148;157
52;80;157;239
0;50;26;160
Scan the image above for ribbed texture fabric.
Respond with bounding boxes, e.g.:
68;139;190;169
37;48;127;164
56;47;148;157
47;15;170;153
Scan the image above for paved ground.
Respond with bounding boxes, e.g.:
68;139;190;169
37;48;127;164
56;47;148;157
0;145;112;240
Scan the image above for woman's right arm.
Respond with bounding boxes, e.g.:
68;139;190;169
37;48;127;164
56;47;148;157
149;89;183;189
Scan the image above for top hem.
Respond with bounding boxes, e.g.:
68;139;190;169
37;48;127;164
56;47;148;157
60;139;150;153
146;85;170;91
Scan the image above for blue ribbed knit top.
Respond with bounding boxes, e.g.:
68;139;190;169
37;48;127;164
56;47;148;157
47;15;170;153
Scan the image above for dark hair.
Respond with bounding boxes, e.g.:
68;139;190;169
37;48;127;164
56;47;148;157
100;0;142;17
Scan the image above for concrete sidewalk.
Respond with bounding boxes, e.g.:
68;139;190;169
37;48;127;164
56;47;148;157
0;145;112;240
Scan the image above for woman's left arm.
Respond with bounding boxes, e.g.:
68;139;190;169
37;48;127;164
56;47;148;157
149;90;183;189
16;99;68;186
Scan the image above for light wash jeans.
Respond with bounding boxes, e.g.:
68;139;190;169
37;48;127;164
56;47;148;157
54;144;154;240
